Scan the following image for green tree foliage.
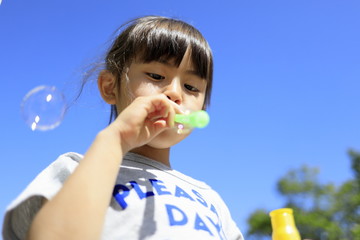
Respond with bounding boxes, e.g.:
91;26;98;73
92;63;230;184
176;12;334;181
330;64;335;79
246;149;360;240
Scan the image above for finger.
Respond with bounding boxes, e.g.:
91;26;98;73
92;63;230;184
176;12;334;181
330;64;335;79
157;94;180;128
167;104;175;128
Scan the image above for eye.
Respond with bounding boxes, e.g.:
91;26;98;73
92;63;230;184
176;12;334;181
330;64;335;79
146;73;165;81
184;84;199;92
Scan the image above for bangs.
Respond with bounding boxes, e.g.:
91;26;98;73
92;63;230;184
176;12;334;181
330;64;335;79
128;17;213;82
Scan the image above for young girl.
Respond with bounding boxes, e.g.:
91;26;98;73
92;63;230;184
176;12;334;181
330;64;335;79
3;16;244;240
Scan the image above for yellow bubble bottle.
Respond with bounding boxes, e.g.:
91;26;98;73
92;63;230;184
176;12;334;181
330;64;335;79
269;208;301;240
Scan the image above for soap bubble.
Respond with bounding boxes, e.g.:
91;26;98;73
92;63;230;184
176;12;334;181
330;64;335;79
21;85;67;131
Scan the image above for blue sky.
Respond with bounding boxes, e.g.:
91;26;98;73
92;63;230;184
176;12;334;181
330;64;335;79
1;0;360;238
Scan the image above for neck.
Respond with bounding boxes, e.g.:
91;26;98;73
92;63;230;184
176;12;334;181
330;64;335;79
130;145;171;167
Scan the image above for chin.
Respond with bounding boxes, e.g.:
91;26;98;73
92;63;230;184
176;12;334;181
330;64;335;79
148;128;191;149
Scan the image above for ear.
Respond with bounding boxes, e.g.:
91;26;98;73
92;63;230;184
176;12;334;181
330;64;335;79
98;70;117;104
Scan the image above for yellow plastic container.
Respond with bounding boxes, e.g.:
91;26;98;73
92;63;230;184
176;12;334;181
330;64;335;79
269;208;301;240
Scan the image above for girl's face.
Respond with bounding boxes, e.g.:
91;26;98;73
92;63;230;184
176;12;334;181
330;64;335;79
116;49;207;149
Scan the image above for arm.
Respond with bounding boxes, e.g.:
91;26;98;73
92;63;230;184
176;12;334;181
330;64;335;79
26;95;177;240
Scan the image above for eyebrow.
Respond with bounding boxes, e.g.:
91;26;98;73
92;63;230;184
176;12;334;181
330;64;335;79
185;70;203;78
156;60;203;78
157;59;176;67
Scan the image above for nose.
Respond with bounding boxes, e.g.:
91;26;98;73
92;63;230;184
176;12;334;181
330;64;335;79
163;79;182;105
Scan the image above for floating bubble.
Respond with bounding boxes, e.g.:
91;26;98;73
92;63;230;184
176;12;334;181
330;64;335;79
21;85;67;131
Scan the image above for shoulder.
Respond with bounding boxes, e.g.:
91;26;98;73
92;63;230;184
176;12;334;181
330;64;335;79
8;152;82;208
2;152;83;240
44;152;82;180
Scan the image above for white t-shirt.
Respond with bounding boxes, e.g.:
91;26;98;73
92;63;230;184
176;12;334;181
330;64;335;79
3;152;244;240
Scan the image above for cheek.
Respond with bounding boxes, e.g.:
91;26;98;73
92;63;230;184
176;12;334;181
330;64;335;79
186;94;206;110
117;82;160;112
133;82;161;97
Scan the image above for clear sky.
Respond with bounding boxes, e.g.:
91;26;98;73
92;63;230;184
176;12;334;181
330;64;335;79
1;0;359;238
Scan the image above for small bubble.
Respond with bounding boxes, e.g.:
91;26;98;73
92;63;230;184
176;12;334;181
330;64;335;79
21;85;67;131
177;124;184;134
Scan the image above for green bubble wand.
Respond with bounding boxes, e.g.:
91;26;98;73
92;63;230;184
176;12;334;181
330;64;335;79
174;110;210;133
